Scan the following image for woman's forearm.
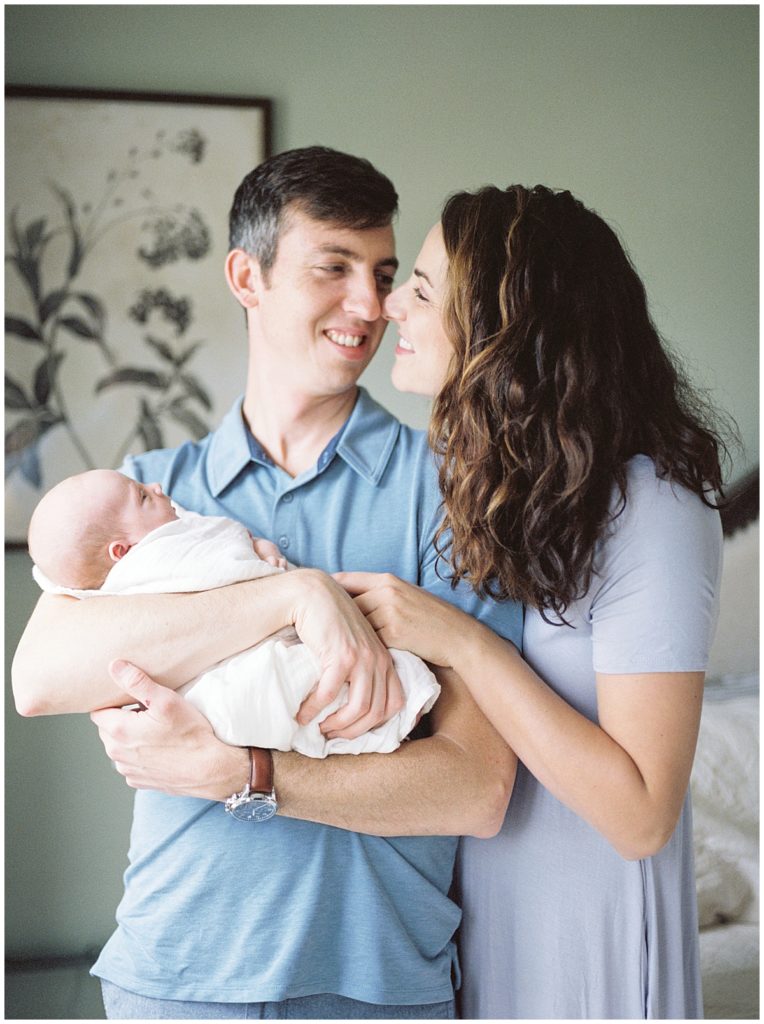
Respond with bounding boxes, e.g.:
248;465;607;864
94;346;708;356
454;633;647;849
12;574;305;716
449;621;702;860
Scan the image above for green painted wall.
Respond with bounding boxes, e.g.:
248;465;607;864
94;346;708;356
5;2;758;964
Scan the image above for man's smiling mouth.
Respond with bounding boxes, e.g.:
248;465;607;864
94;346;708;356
326;329;366;348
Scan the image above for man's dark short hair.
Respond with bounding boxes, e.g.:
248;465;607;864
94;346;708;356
228;146;398;277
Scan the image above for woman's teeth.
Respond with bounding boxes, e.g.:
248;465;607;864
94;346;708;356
326;330;364;348
398;337;414;351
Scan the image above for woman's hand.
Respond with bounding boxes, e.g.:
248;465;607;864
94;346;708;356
334;571;473;669
287;569;406;738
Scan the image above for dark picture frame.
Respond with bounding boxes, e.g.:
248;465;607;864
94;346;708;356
5;86;273;546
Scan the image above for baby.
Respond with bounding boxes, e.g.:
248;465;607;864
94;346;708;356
28;470;439;757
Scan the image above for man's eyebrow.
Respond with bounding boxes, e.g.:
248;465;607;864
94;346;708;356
314;244;398;270
414;267;433;286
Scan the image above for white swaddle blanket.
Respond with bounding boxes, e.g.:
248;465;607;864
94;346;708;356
33;509;440;757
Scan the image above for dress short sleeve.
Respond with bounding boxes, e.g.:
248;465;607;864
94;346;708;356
590;456;723;675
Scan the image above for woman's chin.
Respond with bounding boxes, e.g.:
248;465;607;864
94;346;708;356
391;362;438;398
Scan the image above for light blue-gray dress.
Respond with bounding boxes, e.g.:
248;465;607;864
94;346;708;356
457;456;723;1019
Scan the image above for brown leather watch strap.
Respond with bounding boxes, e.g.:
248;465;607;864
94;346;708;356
248;746;274;794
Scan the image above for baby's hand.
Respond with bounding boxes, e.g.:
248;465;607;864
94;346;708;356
251;536;287;570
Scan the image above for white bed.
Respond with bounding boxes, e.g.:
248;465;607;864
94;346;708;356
693;478;759;1020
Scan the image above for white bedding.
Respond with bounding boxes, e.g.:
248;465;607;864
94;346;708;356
693;683;759;928
692;503;759;1020
699;922;759;1020
692;677;759;1019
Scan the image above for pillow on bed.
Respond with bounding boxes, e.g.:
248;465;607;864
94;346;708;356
692;690;759;927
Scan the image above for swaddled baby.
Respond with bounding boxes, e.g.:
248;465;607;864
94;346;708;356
28;470;439;757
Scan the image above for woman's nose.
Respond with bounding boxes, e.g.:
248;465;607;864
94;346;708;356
383;284;406;323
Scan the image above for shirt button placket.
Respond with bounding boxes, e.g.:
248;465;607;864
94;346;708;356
275;491;295;557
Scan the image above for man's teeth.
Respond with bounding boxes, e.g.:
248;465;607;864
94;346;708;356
327;330;364;348
398;337;414;351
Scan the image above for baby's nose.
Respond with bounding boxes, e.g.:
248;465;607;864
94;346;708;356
149;482;163;495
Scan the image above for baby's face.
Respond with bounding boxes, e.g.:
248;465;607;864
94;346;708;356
114;476;179;541
74;470;178;543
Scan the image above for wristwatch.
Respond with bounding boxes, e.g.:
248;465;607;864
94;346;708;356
224;747;278;822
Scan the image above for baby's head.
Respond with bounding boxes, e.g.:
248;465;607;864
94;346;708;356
28;469;178;589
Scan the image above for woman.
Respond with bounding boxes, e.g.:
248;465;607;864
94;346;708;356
340;184;727;1018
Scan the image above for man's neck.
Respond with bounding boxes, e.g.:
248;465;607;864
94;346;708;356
241;380;359;478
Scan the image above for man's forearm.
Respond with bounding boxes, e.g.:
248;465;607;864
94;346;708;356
274;736;512;837
190;716;513;838
273;669;515;838
12;575;301;716
90;660;516;837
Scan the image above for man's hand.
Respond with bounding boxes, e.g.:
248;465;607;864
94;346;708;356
90;660;248;800
289;569;405;739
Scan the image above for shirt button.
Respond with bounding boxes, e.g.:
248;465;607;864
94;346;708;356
282;493;293;504
279;536;289;550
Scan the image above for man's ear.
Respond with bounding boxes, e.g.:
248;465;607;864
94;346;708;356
108;540;131;563
225;249;262;309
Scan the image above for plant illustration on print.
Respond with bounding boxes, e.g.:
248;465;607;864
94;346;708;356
5;127;214;489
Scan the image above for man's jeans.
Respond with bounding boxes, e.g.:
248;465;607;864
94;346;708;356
100;980;456;1019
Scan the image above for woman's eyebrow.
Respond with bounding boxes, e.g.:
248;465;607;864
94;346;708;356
414;268;433;286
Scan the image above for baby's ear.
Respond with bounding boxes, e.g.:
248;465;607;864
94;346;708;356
108;540;131;563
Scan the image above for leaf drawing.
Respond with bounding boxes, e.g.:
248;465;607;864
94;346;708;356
6;375;33;410
6;124;214;495
5;316;43;342
95;368;171;392
57;316;101;341
33;353;65;406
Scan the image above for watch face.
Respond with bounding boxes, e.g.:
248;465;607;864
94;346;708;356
228;796;277;822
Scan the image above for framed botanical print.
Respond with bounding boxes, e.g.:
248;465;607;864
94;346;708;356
5;86;272;544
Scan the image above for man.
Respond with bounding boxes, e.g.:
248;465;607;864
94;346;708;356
13;147;521;1019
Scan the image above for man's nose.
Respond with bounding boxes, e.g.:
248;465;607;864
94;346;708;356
343;273;383;322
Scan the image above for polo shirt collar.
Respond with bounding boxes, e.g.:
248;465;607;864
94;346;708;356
208;388;401;495
335;387;400;486
207;398;257;496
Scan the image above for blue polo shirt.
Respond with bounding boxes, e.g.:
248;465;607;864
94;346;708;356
91;388;522;1005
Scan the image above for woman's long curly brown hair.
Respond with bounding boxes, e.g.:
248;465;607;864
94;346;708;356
430;185;730;617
